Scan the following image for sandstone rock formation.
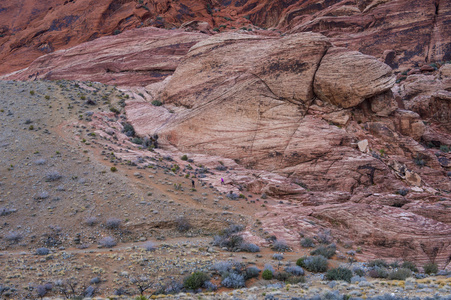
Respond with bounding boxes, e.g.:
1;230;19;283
120;32;451;267
2;28;207;86
1;0;450;76
313;47;395;109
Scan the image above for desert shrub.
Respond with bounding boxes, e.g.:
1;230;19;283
367;259;389;268
162;280;184;294
203;281;217;292
300;237;315;248
221;224;244;236
181;154;188;161
310;244;336;258
244;266;260;279
36;247;50;255
215;165;227;171
414;154;426;167
401;261;418;272
423;262;438;275
35;191;49;200
5;232;23;243
0;207;16;216
85;217;98;226
211;260;243;275
440;145;450;153
353;268;366;277
264;264;274;273
84;286;95;297
131;137;143;145
272;253;284;260
90;277;101;284
143;241;156;252
298;255;328;272
45;170;62;181
285;265;304;276
105;218;121;229
34;159;46;165
226;192;239;200
388;268;412;280
396;188;409;196
221;272;245;288
175;216;192;232
326;267;353;282
110;166;117;172
113;287;126;296
274;271;291;281
213;234;243;251
262;269;273;280
151;100;162;106
368;267;389;278
122;123;135;137
99;236;117;248
36;285;47;298
316;229;333;244
272;240;291;252
239;242;260;252
183;271;209;289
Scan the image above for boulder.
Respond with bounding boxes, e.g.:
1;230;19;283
313;48;396;108
162;32;331;107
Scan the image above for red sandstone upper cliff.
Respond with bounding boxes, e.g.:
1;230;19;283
0;0;449;76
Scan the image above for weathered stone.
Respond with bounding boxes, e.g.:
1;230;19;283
357;140;369;153
2;28;207;87
405;170;422;186
313;47;396;108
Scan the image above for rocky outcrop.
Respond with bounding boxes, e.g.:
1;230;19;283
313;47;395;109
1;0;450;76
119;32;451;266
1;28;207;86
258;202;451;269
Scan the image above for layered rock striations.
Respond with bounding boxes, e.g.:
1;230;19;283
2;27;207;86
1;0;450;76
122;32;451;268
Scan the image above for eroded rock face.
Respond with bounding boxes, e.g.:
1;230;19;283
258;202;451;268
1;28;207;86
313;48;396;109
162;32;331;107
1;0;450;76
120;32;451;267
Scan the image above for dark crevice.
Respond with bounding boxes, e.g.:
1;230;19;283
309;45;330;107
425;0;440;62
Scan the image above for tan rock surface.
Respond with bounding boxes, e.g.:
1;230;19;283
313;48;396;108
1;27;207;87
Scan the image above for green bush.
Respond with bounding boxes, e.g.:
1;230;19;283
326;267;353;282
262;269;273;280
367;259;389;268
131;137;143;145
151;100;163;106
274;271;290;281
310;244;336;258
296;257;307;267
183;271;209;289
300;237;315;248
181;154;188;161
388;268;412;280
401;261;418;272
297;256;328;272
423;262;438;275
368;268;389;278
